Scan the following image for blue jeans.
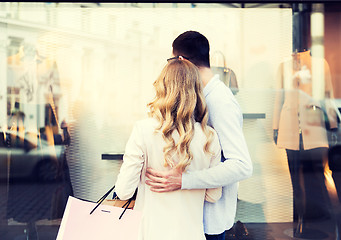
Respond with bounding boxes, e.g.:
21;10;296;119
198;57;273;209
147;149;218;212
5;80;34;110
205;231;225;240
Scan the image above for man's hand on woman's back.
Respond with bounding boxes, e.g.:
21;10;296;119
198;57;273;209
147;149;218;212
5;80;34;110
145;168;182;192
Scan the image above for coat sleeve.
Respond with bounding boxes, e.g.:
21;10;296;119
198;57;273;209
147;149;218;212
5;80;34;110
273;63;285;130
115;122;145;200
323;60;338;129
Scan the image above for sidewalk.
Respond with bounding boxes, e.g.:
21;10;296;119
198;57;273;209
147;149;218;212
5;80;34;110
0;220;337;240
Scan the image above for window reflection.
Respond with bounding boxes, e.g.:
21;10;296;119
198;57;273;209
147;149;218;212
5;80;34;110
1;2;341;240
211;50;239;95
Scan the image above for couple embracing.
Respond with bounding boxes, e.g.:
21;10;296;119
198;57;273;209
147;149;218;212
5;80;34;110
114;31;252;240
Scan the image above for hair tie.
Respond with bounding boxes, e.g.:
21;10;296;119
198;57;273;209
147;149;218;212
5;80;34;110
166;55;189;62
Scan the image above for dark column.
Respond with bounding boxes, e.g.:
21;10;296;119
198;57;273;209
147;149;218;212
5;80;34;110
292;3;312;52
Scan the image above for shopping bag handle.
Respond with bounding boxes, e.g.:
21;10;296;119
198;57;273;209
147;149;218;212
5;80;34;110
90;185;137;220
117;190;137;219
90;185;116;215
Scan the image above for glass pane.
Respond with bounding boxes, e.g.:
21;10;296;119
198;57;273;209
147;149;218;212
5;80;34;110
0;2;341;240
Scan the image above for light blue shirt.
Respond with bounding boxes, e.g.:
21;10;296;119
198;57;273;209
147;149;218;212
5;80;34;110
182;74;253;234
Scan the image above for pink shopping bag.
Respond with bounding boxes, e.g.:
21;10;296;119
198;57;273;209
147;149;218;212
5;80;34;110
56;196;142;240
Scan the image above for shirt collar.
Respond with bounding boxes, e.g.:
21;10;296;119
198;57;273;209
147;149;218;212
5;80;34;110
203;74;220;97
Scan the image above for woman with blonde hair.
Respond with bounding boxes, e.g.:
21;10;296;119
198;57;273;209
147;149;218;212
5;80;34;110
114;57;222;240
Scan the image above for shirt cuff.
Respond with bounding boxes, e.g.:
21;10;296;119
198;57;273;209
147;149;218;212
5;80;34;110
181;172;192;190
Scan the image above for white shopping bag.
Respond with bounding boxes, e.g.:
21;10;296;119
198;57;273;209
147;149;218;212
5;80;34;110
57;196;142;240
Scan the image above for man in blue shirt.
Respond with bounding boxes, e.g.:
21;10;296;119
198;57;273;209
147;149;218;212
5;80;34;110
146;31;253;240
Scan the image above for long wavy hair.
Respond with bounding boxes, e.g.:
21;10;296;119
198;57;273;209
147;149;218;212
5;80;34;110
148;58;214;172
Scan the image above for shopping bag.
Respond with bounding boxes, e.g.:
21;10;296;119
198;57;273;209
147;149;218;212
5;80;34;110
56;196;142;240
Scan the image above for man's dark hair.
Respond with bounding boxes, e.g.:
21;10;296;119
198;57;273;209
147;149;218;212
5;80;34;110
172;31;210;68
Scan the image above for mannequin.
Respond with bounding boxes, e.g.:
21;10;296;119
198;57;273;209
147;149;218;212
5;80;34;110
273;49;337;237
